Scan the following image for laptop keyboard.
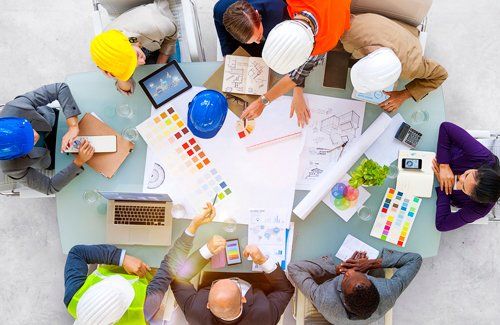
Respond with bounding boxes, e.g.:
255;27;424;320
114;205;166;226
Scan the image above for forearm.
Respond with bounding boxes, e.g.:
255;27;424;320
405;59;448;101
265;76;297;102
65;116;78;129
19;163;83;195
117;80;133;93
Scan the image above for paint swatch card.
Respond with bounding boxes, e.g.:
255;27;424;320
370;188;422;247
137;106;232;213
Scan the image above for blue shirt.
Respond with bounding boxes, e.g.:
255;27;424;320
213;0;288;57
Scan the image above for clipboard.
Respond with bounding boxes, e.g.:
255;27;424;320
203;47;281;117
76;113;134;178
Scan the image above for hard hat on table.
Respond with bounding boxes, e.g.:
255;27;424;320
188;90;228;139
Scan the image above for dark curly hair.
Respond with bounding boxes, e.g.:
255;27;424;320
344;281;380;319
223;0;261;43
471;156;500;204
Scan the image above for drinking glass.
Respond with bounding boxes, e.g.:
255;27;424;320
357;205;373;222
122;127;139;142
116;104;134;119
387;164;399;179
83;190;100;204
223;217;237;233
171;203;187;219
411;109;429;124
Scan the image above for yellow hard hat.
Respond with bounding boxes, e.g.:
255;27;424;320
90;30;137;81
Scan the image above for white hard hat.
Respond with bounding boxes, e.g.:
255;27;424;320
74;275;135;325
262;20;314;74
350;47;402;93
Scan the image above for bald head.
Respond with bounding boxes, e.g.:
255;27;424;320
208;279;243;320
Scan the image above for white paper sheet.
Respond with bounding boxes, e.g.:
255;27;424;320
365;113;408;166
335;234;380;261
296;94;366;190
222;56;269;95
293;113;393;220
141;87;302;224
247;209;288;271
322;175;371;222
240;95;302;149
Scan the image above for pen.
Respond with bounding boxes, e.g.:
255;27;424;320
212;193;218;206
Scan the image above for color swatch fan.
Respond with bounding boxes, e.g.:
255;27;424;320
137;106;233;213
236;119;255;139
370;188;421;247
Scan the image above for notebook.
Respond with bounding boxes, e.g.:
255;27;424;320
396;150;436;198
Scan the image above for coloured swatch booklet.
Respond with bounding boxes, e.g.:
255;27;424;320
370;188;422;247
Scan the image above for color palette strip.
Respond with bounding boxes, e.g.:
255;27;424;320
370;188;421;247
137;106;232;207
235;118;256;139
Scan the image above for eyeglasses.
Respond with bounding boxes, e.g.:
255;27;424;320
211;278;243;321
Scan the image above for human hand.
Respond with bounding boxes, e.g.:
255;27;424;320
73;139;95;167
350;251;367;260
438;163;455;195
207;235;226;255
432;159;440;178
379;90;411;113
188;203;216;234
123;254;151;277
241;99;265;120
339;258;374;274
61;125;79;153
243;244;267;265
290;88;310;127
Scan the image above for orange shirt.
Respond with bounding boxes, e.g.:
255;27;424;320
287;0;351;56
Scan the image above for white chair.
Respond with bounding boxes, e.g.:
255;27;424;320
467;129;500;222
91;0;206;62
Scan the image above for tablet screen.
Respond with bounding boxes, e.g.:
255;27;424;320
139;60;192;108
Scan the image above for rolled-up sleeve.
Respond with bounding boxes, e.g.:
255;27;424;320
288;54;326;87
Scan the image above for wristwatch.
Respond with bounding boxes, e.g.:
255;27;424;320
259;95;271;106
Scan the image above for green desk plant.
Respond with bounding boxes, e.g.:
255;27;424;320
349;159;389;188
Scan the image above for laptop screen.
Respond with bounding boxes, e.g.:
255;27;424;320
98;191;172;202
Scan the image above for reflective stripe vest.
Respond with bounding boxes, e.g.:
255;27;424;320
67;265;149;325
287;0;351;56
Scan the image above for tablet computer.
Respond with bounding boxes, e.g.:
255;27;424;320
139;60;192;109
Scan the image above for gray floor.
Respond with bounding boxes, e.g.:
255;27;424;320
1;0;499;324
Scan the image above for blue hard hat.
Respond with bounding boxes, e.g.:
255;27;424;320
0;117;35;160
187;90;228;139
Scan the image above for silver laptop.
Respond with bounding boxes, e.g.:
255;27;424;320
99;191;173;246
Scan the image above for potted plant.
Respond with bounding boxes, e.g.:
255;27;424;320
349;159;389;188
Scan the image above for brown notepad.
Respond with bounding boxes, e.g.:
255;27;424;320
76;113;134;178
323;50;353;89
203;47;281;117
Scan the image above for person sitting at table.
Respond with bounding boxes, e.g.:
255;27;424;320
288;249;422;324
89;0;178;95
0;83;95;195
214;0;288;57
241;0;351;127
342;13;448;113
432;122;500;232
169;226;295;324
63;203;216;324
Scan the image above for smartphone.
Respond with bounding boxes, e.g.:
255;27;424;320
225;239;242;265
64;135;117;153
401;158;422;170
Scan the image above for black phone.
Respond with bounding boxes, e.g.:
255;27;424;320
401;158;422;170
225;239;242;265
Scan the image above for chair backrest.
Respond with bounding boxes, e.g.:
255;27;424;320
98;0;153;18
351;0;433;27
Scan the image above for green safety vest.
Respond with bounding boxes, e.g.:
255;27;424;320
67;265;149;325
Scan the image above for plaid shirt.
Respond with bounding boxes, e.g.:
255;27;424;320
287;10;325;87
288;54;326;87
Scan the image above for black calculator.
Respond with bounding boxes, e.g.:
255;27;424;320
395;122;422;148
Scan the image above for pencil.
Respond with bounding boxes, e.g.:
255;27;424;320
212;193;218;205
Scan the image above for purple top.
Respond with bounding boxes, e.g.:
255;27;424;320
435;122;497;231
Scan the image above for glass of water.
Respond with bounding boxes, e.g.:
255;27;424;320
411;109;429;124
116;104;134;119
357;205;373;222
171;203;187;219
387;164;399;179
122;127;139;142
83;190;100;204
223;217;237;233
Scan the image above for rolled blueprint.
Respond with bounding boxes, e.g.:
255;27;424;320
293;113;393;220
